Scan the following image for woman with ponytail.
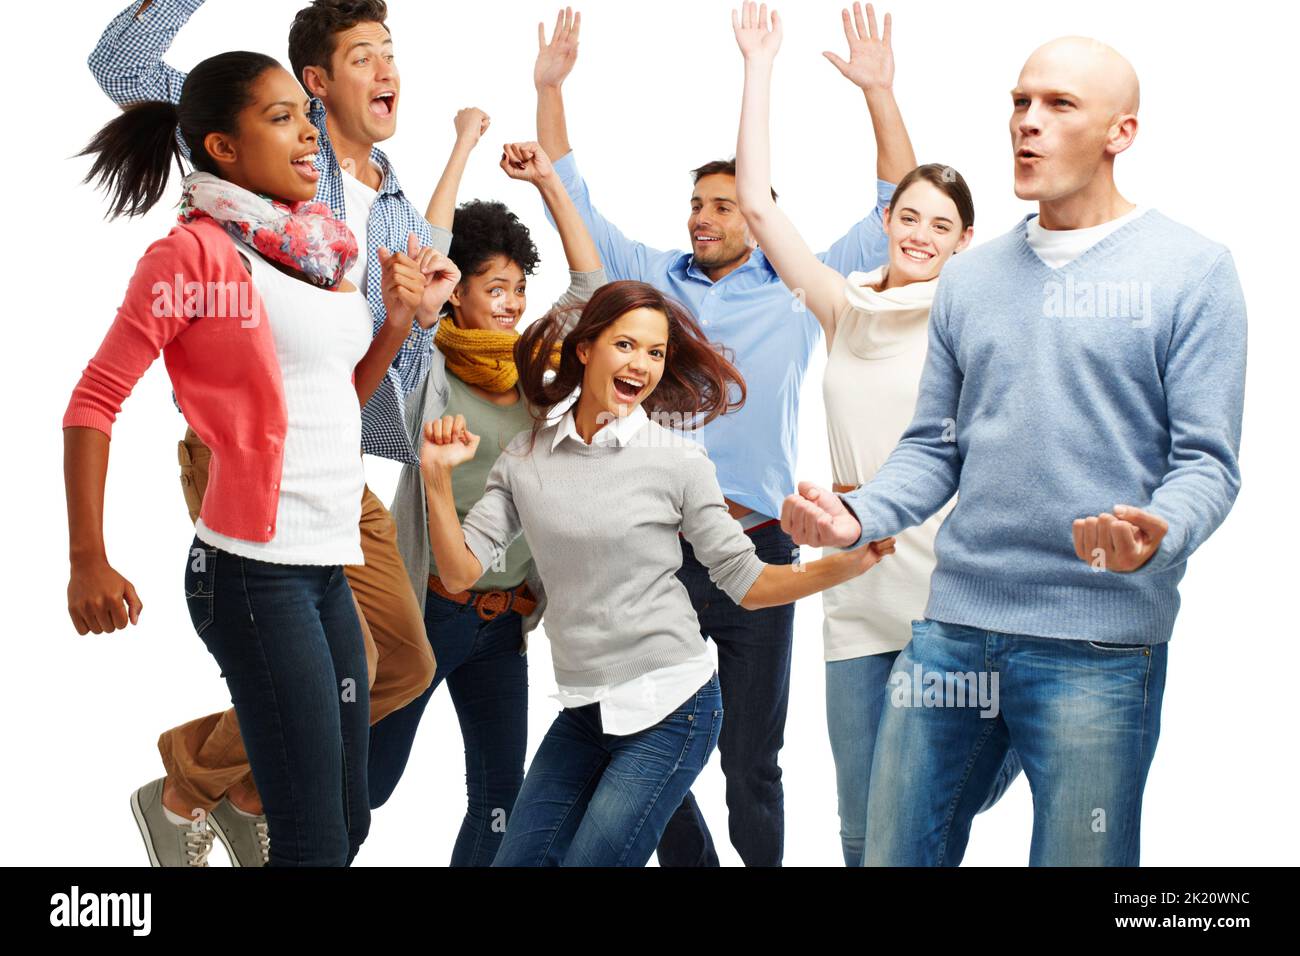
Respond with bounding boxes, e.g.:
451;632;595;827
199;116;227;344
62;52;456;866
376;131;606;866
417;271;900;868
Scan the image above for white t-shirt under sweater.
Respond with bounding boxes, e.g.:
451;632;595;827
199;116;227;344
821;264;952;661
548;405;718;735
1024;204;1146;268
195;249;371;565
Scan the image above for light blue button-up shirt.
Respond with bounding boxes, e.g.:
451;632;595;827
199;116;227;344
548;151;894;518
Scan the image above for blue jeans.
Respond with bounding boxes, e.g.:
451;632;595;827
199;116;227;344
827;648;1022;866
367;587;528;866
657;523;796;867
183;536;371;866
492;673;724;867
864;618;1168;866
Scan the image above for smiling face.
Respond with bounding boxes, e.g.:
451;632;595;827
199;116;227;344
881;180;972;286
301;20;398;146
447;255;527;332
575;307;669;421
687;173;755;274
1010;37;1139;204
201;66;320;204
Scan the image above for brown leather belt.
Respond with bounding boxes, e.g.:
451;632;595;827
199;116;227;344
832;483;857;494
428;573;537;622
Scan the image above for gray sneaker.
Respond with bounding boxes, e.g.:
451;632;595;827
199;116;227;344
209;797;270;867
130;778;214;867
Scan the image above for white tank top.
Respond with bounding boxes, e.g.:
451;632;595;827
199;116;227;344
195;250;372;565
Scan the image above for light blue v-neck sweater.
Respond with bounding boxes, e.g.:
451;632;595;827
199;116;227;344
839;209;1247;644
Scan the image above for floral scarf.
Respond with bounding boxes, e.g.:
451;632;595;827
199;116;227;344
177;171;358;289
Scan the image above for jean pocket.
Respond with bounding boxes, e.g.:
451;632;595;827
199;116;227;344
1085;640;1151;654
705;707;724;755
184;544;218;636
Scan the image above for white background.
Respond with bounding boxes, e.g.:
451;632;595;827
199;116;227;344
4;0;1296;866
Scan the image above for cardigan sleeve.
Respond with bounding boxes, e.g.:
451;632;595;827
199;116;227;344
63;225;213;437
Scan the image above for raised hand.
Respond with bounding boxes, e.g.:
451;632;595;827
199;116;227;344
499;141;556;185
1072;505;1168;573
453;107;491;149
377;235;426;329
420;414;480;473
68;559;143;635
733;1;783;63
535;6;581;90
781;480;863;547
824;3;895;91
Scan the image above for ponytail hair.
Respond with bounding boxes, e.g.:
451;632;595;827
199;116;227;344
512;280;747;453
79;50;282;219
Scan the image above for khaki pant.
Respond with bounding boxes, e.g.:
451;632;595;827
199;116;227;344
162;428;436;813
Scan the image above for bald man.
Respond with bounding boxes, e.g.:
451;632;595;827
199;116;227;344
781;37;1247;866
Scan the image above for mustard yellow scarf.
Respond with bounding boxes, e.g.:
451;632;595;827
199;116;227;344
435;317;563;392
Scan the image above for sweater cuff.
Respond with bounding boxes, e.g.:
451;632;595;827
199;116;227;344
836;490;879;550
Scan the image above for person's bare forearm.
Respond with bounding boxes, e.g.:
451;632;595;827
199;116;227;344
425;136;475;231
740;549;872;609
537;175;599;272
536;84;572;160
354;319;408;405
422;464;484;592
864;86;916;184
64;427;111;568
736;59;777;222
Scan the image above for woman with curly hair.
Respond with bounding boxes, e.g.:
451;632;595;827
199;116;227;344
371;114;605;866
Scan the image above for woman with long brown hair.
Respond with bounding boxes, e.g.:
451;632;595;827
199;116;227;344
419;278;898;866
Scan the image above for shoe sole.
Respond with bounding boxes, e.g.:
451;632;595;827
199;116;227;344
129;789;163;868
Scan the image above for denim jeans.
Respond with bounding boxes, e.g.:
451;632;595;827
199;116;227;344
657;523;796;867
864;618;1168;866
492;673;724;867
367;587;528;866
183;536;371;866
827;648;1022;866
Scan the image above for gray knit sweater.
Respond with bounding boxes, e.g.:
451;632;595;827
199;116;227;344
461;418;766;686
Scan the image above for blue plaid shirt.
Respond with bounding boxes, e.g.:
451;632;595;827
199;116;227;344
89;0;436;463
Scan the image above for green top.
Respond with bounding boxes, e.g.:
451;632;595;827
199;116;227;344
430;371;535;591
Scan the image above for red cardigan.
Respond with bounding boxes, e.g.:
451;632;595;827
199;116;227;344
64;218;289;542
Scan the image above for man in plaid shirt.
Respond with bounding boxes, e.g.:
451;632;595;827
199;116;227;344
90;0;444;867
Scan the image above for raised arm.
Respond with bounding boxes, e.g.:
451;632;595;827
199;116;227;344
420;418;527;593
819;3;916;275
89;0;202;156
425;108;491;232
733;2;847;338
357;234;459;404
533;7;674;281
501;141;600;275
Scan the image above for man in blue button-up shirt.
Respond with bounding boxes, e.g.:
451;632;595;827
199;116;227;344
532;7;915;866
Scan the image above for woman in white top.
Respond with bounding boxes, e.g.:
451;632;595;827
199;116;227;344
733;2;1019;865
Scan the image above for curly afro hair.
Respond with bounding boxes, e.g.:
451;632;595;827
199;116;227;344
449;199;541;281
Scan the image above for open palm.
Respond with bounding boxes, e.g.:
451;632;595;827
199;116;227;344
824;3;895;91
733;1;783;62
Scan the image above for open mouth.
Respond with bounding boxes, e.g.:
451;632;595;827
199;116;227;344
1017;147;1043;162
612;375;645;402
369;91;396;117
491;313;517;330
900;246;934;262
291;152;320;182
694;234;721;245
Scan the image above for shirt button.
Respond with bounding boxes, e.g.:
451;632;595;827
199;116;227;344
701;320;710;327
266;524;273;532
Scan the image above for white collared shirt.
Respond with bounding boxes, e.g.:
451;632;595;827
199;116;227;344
548;404;719;735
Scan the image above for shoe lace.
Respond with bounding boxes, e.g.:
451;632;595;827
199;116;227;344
186;824;214;867
256;820;270;865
